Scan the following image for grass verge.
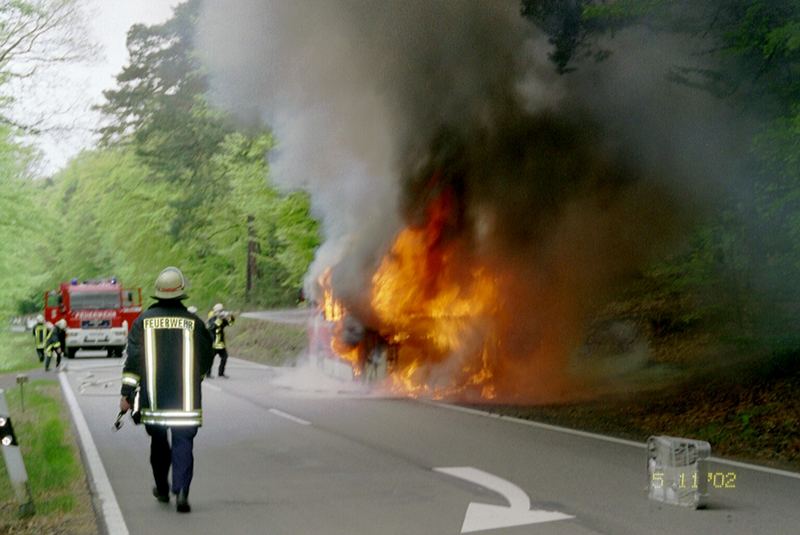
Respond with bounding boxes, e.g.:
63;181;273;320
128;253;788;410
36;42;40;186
227;317;307;366
0;379;98;534
0;330;41;374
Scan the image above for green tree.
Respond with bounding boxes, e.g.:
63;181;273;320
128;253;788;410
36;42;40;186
0;0;94;317
0;0;92;130
0;126;47;316
523;1;800;342
40;0;322;310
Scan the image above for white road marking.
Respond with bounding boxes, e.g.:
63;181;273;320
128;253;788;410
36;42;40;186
431;401;800;480
706;456;800;480
435;466;573;533
268;408;311;426
203;382;222;392
59;373;129;535
431;402;643;447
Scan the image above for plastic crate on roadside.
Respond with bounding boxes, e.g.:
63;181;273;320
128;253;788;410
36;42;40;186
647;435;710;509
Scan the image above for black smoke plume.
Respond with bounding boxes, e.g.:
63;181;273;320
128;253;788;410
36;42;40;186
197;0;751;400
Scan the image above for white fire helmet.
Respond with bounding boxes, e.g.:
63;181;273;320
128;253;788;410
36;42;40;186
36;314;44;323
56;319;67;329
45;322;54;330
154;266;187;299
213;303;224;313
187;306;198;314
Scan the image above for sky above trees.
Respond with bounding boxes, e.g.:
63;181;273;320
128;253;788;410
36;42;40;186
5;0;178;175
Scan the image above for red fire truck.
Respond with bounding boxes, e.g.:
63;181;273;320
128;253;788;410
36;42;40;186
44;278;142;358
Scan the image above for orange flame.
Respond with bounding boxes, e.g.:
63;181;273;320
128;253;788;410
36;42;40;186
313;189;569;401
371;218;500;399
355;187;500;400
317;268;361;374
312;174;598;403
310;191;506;400
320;268;346;322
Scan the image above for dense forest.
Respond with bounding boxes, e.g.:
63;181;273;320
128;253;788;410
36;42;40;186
522;0;800;359
1;0;799;364
1;1;319;315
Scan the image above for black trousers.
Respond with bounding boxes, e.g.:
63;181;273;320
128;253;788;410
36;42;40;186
145;425;199;495
44;351;61;371
36;348;44;362
212;348;229;376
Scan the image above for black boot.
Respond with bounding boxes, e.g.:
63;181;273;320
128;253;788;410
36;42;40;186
175;489;191;513
152;486;169;503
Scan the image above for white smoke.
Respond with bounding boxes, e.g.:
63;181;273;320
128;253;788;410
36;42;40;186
196;0;556;304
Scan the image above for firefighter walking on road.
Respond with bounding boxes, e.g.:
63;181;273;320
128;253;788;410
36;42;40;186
207;303;234;379
119;266;213;513
32;314;48;362
44;319;66;371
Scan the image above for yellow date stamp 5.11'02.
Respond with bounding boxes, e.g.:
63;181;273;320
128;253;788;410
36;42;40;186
651;471;737;489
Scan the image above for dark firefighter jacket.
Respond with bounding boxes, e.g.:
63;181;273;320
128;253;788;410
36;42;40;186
121;300;213;427
209;314;235;350
32;322;48;349
45;326;65;356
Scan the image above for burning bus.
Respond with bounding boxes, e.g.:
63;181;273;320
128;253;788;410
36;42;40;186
309;270;398;384
309;184;503;401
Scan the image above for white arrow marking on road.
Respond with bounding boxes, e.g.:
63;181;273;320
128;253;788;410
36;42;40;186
435;466;574;533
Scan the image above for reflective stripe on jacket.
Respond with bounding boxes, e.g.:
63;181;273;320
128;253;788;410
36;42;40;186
121;300;213;427
209;315;234;350
45;327;64;356
33;323;49;349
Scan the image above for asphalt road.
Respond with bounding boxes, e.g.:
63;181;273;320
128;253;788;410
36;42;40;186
60;356;800;535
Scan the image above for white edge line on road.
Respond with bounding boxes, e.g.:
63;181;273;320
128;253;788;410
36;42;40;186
203;381;222;392
427;401;645;449
428;401;800;480
58;372;129;535
269;408;311;426
706;456;800;479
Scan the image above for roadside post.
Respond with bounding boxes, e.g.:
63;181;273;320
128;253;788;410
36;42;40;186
647;435;710;509
16;374;28;412
0;389;35;516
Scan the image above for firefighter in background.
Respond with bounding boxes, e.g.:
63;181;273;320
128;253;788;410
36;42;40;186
44;319;66;371
32;314;48;362
118;266;213;513
207;303;235;379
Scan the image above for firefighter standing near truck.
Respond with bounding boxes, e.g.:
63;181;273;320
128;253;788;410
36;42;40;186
44;319;67;371
32;314;48;362
118;266;213;513
207;303;234;379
